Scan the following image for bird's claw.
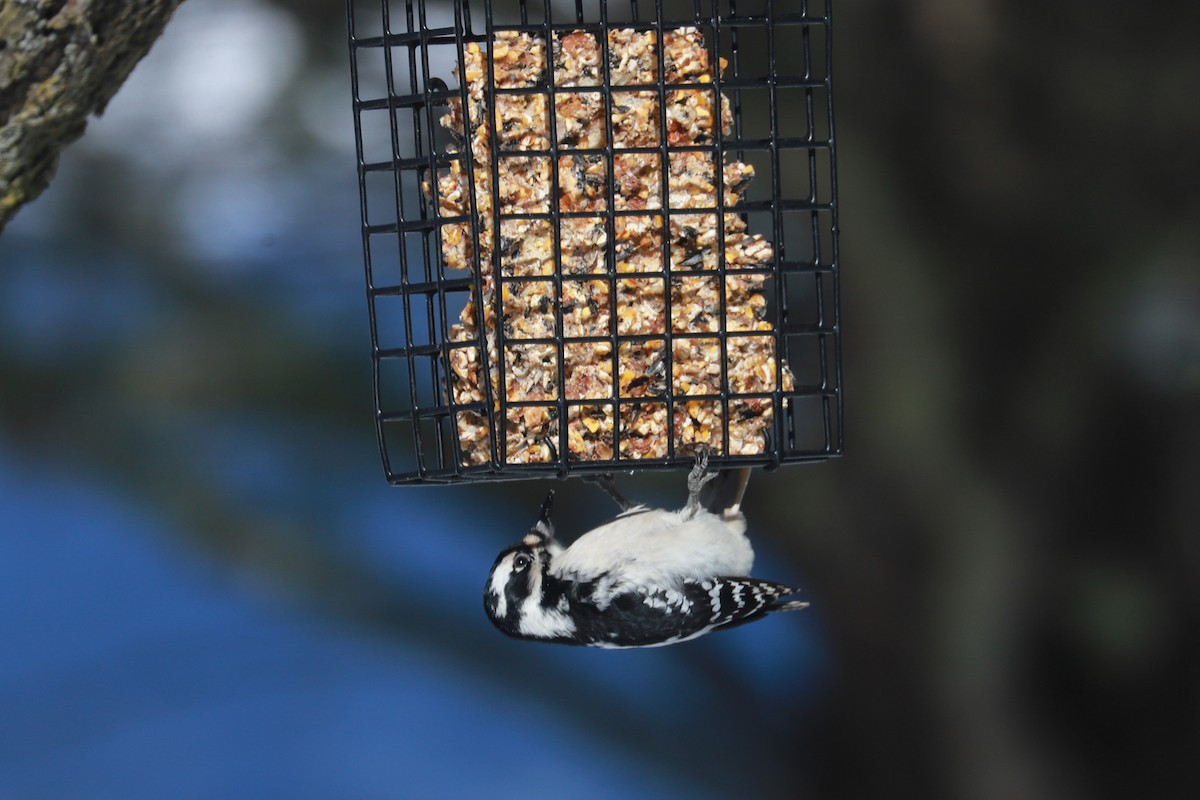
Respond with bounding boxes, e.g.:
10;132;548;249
685;448;717;512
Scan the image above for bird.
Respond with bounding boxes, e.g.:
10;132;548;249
483;452;808;648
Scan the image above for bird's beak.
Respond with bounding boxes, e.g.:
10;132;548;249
525;491;555;543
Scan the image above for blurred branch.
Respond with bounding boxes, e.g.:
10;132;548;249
0;0;185;233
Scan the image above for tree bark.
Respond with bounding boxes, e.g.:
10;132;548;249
0;0;185;234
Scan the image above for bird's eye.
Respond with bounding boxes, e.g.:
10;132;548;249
513;554;532;570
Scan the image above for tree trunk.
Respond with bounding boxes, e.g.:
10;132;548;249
0;0;185;234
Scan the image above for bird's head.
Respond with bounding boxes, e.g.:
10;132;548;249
483;492;566;639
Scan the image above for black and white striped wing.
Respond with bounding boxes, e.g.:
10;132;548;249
572;578;807;649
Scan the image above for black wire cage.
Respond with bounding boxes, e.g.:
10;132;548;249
349;0;842;485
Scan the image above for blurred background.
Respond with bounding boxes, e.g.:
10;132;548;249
2;0;1198;798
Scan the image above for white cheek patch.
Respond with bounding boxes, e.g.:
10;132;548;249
517;596;577;639
514;557;577;639
488;555;514;619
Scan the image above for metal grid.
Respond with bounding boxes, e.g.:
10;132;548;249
349;0;842;484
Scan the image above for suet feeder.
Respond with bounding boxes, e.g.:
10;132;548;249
349;0;842;484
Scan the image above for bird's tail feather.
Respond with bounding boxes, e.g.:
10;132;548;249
769;599;810;612
702;466;752;519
